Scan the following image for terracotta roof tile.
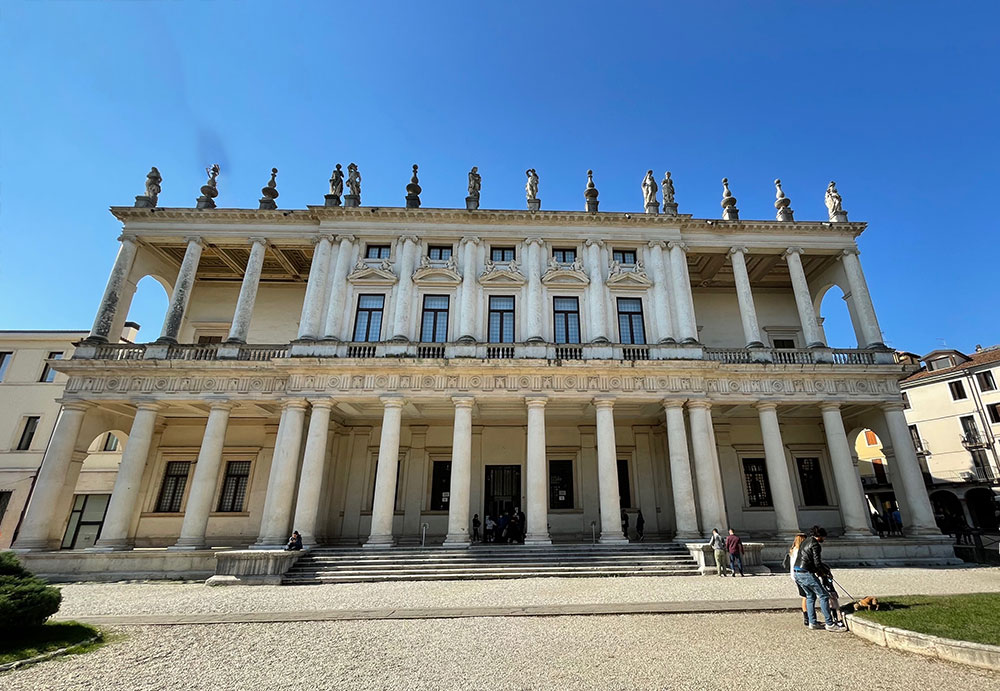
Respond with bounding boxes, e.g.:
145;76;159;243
901;347;1000;384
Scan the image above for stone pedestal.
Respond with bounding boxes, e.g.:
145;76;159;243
258;197;277;210
831;211;849;223
134;196;155;208
344;194;360;208
196;196;216;209
585;200;599;213
405;194;421;209
465;196;479;210
324;194;342;207
527;198;541;212
644;202;659;215
722;206;739;221
811;346;835;363
662;202;678;215
777;208;794;222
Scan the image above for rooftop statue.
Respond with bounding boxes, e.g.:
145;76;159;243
347;163;362;197
145;167;162;205
661;171;675;205
642;170;658;207
720;177;739;220
525;168;539;201
329;164;344;196
468;166;481;199
825;181;844;220
774;178;793;221
258;168;279;209
204;164;220;193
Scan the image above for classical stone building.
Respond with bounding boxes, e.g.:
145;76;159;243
11;170;952;576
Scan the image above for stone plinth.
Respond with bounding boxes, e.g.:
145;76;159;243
758;536;961;568
344;194;360;208
17;549;219;583
207;549;304;585
405;194;421;209
258;197;277;210
196;196;216;210
527;198;541;212
585;200;599;213
324;194;342;207
134;195;155;208
466;196;479;210
831;211;849;222
662;202;678;216
685;542;769;575
645;202;659;215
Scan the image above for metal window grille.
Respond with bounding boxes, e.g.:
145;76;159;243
742;458;772;507
217;461;251;512
156;461;191;513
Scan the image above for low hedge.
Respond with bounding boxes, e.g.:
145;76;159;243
0;552;62;633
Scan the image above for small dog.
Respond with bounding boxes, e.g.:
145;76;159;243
854;596;880;611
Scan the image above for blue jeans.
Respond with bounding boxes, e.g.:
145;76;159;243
728;553;744;575
794;570;832;626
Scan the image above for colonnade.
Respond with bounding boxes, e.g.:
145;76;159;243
84;233;884;353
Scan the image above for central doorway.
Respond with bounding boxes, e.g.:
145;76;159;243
485;464;521;520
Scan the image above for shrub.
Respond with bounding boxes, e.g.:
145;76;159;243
0;552;31;578
0;553;62;633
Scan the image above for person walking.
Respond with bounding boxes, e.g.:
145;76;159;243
636;510;645;542
708;528;728;576
484;515;496;543
725;528;745;577
472;514;481;543
621;509;630;541
793;526;844;632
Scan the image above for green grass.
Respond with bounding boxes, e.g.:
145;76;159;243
853;593;1000;646
0;621;104;666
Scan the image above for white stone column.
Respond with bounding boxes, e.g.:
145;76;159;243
881;402;940;535
663;400;699;539
755;403;800;537
585;239;609;343
322;235;356;340
366;396;405;547
88;236;139;342
594;396;628;543
784;247;825;348
298;235;335;340
687;401;727;534
729;246;764;348
668;242;698;343
391;235;419;341
444;396;475;547
13;402;90;550
292;399;334;546
94;402;161;550
457;236;480;341
226;238;268;343
647;241;676;343
524;396;552;545
172;400;233;549
840;248;885;348
255;400;308;546
820;403;873;537
525;238;545;342
158;236;204;343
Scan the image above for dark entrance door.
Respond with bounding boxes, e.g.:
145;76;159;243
485;465;521;522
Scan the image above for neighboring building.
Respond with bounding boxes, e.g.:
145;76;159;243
10;170;951;576
901;346;1000;532
853;428;896;518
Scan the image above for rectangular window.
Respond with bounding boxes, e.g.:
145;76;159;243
988;403;1000;425
960;415;979;443
872;458;888;484
552;248;576;263
612;249;637;265
617;298;646;345
549;460;574;509
427;245;452;260
949;380;967;400
196;335;224;344
773;338;796;349
39;352;63;383
217;461;251;512
365;244;391;259
16;416;40;451
742;458;772;507
901;392;910;409
864;430;879;446
430;461;452;511
490;247;515;262
0;491;11;524
553;297;581;344
908;424;923;451
420;295;449;343
977;371;997;392
616;458;632;508
155;461;191;513
0;352;11;382
353;294;385;342
102;433;119;452
488;296;515;343
796;457;828;506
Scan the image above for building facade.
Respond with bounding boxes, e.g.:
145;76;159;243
11;177;945;563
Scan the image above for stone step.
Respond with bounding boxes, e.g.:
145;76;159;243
283;569;701;584
289;564;700;576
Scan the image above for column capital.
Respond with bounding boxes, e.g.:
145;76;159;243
524;395;548;408
662;398;686;410
818;401;842;412
881;401;905;413
728;245;749;256
667;241;688;251
311;234;335;246
118;233;139;245
380;395;406;408
248;236;268;247
133;399;164;413
399;234;420;245
840;247;861;258
452;395;476;408
647;240;667;249
460;235;480;246
592;395;615;409
206;397;234;411
337;234;357;244
58;400;92;413
307;397;336;410
754;401;778;412
525;237;545;247
281;398;309;411
584;238;604;248
183;235;205;247
686;399;712;411
783;246;804;258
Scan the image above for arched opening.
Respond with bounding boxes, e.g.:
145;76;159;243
965;487;999;532
930;489;967;536
850;427;900;535
122;274;171;344
61;430;127;549
815;282;860;348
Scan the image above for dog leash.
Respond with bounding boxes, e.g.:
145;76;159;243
831;576;857;603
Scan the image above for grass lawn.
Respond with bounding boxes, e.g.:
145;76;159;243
853;593;1000;646
0;621;104;666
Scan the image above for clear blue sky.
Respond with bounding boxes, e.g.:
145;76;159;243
1;1;997;354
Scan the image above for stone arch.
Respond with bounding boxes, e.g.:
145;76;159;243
964;487;999;532
930;489;966;531
814;282;862;348
120;274;171;343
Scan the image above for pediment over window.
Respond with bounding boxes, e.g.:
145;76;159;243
606;270;652;290
479;268;526;286
541;267;590;286
348;264;398;285
413;265;462;287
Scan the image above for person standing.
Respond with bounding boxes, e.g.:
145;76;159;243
782;533;809;626
484;515;496;543
636;510;645;542
708;528;728;576
725;528;745;577
793;526;844;632
621;509;630;541
472;514;481;543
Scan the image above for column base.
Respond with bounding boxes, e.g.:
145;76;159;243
524;534;552;546
169;537;207;550
841;530;875;540
442;534;471;548
905;527;944;538
776;531;801;540
363;534;396;548
10;538;59;552
673;531;701;541
88;541;132;552
598;534;629;545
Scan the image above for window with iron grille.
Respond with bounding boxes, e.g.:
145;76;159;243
612;249;637;265
488;296;515;343
217;461;251;512
553;297;581;344
102;433;119;452
39;352;63;383
742;458;772;507
796;457;827;506
428;245;452;260
552;248;576;263
155;461;191;513
365;244;391;259
490;247;515;262
549;460;574;509
420;295;449;343
617;298;646;345
430;461;452;511
16;416;39;451
353;294;385;342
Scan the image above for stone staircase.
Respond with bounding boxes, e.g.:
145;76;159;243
282;542;700;584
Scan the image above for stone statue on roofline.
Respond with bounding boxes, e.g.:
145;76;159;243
259;168;280;210
329;164;344;196
135;166;162;208
525;168;539;200
196;163;221;209
825;181;848;222
661;171;677;215
642;170;658;211
468;167;481;199
344;163;362;207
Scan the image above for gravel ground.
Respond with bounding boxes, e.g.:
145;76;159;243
6;612;1000;690
54;567;1000;618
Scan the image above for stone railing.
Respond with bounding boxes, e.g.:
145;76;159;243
166;343;220;360
684;542;768;575
236;344;290;360
206;550;303;586
92;343;147;360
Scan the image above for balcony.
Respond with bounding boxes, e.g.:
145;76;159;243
932;467;1000;485
961;430;991;449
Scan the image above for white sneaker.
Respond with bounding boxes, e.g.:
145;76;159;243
825;624;845;632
